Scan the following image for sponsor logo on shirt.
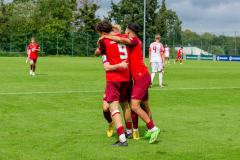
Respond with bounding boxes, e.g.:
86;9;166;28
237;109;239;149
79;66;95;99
110;41;117;44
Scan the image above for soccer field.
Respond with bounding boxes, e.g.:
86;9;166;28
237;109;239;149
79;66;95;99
0;57;240;160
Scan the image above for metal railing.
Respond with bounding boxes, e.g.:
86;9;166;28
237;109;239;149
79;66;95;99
1;31;240;56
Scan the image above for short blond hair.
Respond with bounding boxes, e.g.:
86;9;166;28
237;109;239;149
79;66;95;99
112;24;122;33
155;34;161;40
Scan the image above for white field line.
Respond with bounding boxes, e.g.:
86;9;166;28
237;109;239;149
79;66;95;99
0;90;103;95
0;87;239;95
151;86;240;91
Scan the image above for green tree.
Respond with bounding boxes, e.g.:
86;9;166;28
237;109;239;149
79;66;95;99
0;0;9;51
182;29;200;46
146;0;159;34
13;0;31;2
36;0;76;34
211;45;225;55
109;0;143;31
166;9;182;45
75;1;100;32
0;0;7;27
6;1;36;33
156;0;167;38
109;0;159;34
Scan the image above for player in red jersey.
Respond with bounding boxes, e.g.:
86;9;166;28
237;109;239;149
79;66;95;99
100;23;160;144
95;20;132;146
27;37;40;76
95;25;133;139
175;47;183;64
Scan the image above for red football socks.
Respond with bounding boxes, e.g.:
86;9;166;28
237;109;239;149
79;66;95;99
125;122;132;130
131;110;139;129
117;126;125;136
147;120;155;130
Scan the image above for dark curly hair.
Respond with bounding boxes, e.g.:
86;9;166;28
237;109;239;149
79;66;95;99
95;20;112;33
127;23;141;34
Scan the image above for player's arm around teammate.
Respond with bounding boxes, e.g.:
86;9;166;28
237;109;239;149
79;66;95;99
96;21;134;146
100;23;161;144
96;25;133;139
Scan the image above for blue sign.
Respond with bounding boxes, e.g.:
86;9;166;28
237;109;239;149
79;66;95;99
216;55;240;62
229;56;240;62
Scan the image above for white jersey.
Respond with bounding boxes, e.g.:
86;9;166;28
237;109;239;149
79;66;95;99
149;42;164;63
165;47;170;57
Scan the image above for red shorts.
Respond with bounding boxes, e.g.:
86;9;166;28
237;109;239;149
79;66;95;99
104;81;132;103
131;72;151;101
30;53;38;60
30;58;37;62
176;55;182;60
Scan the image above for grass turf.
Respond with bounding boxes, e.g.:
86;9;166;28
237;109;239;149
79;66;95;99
0;57;240;160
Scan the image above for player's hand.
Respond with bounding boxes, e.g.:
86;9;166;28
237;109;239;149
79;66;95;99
97;40;100;46
95;48;101;57
97;36;105;46
119;60;128;69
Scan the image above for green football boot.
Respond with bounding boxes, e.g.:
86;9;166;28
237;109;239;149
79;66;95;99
149;128;160;144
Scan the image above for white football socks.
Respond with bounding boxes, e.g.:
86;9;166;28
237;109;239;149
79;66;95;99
119;134;126;142
133;128;139;132
149;126;158;133
151;73;156;83
126;129;132;134
159;72;163;86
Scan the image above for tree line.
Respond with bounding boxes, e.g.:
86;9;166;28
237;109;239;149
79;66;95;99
0;0;239;56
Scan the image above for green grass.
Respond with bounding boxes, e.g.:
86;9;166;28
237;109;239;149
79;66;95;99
0;57;240;160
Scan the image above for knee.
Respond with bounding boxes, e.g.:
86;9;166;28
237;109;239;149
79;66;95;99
102;101;109;112
109;101;119;112
130;99;141;112
120;101;127;109
130;104;139;112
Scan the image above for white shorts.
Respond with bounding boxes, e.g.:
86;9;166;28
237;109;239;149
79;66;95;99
151;62;163;73
165;53;170;58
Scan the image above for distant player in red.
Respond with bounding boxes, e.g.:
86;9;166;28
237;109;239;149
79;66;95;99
101;23;160;144
27;37;40;76
95;24;133;139
175;47;183;64
95;20;131;146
